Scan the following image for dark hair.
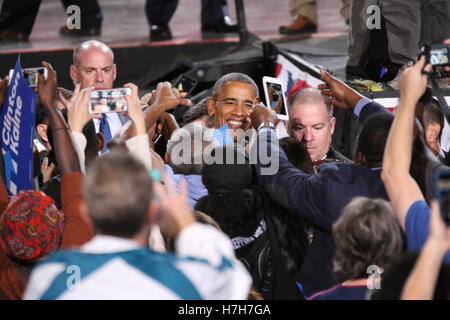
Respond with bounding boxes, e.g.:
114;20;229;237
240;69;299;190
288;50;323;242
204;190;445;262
279;137;315;174
195;189;256;236
332;197;403;282
355;113;394;165
212;72;259;99
423;100;445;141
36;103;49;126
84;151;153;237
418;87;433;105
371;251;450;300
182;99;208;124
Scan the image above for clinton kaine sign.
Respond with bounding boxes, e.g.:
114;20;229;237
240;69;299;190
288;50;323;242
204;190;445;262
1;57;37;195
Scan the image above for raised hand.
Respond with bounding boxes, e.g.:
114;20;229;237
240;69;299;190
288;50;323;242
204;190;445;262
152;173;195;239
319;69;364;109
124;83;146;136
428;200;450;251
67;84;100;132
151;81;192;112
37;61;57;108
250;103;277;130
398;56;432;103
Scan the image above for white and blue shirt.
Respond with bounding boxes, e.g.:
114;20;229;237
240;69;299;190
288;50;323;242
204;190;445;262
24;224;252;300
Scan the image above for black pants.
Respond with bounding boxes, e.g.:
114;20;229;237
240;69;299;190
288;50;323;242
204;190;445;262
0;0;102;36
381;0;450;64
145;0;225;28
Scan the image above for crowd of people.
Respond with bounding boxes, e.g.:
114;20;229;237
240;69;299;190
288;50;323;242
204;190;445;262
0;36;449;300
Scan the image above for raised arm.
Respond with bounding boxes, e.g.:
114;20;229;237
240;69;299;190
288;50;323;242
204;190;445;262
113;82;190;141
319;69;389;122
401;201;450;300
38;62;80;175
38;62;93;247
381;57;431;229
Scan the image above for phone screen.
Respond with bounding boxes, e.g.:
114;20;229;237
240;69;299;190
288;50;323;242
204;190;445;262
430;47;449;66
173;75;197;97
265;82;287;116
90;88;131;114
22;67;45;88
438;173;450;223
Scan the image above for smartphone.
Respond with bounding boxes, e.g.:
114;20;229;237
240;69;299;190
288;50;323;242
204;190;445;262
9;67;48;88
262;76;288;121
172;74;198;97
425;44;450;79
435;170;450;224
33;139;47;153
89;88;131;114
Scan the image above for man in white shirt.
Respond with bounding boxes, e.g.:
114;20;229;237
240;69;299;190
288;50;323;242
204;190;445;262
24;151;251;300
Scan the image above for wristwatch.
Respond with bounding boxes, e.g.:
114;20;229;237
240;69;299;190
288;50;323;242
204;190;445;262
257;122;275;131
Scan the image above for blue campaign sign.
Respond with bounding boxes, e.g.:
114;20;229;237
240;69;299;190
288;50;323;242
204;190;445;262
0;57;37;195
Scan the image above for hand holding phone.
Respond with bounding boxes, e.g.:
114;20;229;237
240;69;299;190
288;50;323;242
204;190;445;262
172;74;198;98
9;67;48;88
262;76;288;121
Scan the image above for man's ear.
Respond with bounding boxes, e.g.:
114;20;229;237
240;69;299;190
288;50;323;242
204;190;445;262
36;124;48;143
207;97;215;116
112;64;117;82
426;123;441;142
96;132;104;151
329;116;336;136
69;64;79;84
255;96;260;104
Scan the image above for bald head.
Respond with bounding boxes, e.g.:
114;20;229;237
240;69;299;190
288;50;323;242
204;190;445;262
70;40;117;90
288;87;332;118
287;87;336;162
73;40;114;66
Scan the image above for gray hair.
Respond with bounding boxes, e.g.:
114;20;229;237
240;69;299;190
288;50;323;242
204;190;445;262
288;87;333;119
167;123;218;175
83;151;153;238
332;197;403;282
212;72;259;99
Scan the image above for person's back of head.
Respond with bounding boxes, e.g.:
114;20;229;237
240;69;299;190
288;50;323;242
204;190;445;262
195;144;255;234
166;123;218;175
83;151;153;238
355;113;394;167
423;100;445;144
333;197;403;283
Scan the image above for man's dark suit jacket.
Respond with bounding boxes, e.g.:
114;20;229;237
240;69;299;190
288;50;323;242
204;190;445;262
253;128;389;296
